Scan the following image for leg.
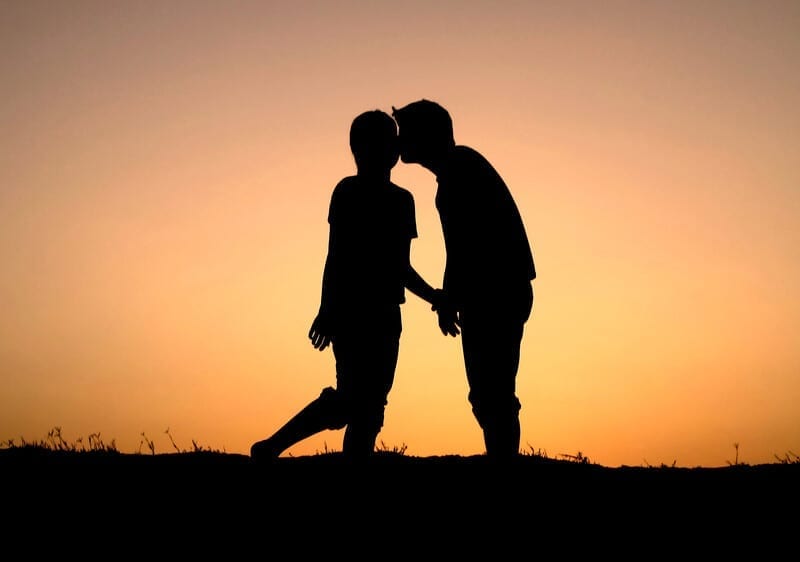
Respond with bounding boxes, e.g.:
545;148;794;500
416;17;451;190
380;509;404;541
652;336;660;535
250;386;346;461
336;308;401;458
461;323;523;458
460;285;531;458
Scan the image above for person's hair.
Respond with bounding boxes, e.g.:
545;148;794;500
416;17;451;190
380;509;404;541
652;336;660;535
349;110;398;171
391;99;454;147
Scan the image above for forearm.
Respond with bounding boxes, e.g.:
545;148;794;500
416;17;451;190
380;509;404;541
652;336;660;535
442;260;454;295
318;227;340;316
318;254;337;316
405;265;438;305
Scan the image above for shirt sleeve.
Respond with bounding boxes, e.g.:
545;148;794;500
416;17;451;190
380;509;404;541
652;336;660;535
327;181;345;226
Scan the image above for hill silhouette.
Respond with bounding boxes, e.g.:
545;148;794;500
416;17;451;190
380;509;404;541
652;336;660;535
4;446;795;504
3;446;795;552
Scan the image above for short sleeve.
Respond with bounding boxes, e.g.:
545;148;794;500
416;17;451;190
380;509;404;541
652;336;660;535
327;179;347;226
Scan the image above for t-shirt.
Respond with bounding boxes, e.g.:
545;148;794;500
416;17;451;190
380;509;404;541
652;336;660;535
435;145;536;303
326;175;418;309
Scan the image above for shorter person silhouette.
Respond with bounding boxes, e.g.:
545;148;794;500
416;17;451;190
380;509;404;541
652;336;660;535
251;109;441;461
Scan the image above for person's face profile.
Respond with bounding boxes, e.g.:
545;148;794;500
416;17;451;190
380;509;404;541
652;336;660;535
399;131;430;165
388;150;400;169
394;125;416;164
386;135;400;168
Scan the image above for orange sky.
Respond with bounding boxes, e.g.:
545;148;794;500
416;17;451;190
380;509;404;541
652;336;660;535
1;0;798;467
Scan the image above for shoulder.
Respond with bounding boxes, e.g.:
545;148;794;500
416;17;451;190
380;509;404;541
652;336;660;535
330;175;360;206
452;145;492;169
450;145;504;188
332;175;359;195
328;176;360;223
389;182;415;208
389;182;413;199
440;146;482;180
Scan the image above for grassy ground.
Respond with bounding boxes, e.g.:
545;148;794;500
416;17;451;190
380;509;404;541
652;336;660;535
3;427;797;501
3;429;797;553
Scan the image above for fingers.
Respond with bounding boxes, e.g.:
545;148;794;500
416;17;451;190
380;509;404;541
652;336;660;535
311;336;329;350
438;318;460;337
309;329;331;351
309;314;332;350
435;304;461;337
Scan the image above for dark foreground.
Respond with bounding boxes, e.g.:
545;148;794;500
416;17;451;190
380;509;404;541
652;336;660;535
3;447;797;551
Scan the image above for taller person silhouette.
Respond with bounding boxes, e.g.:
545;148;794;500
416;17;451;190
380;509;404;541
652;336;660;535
251;110;441;461
392;100;536;459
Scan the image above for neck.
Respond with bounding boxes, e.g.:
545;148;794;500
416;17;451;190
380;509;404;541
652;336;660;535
357;169;391;183
421;145;455;177
420;155;447;177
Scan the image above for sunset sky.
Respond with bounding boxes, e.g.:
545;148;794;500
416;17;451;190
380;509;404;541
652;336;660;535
1;0;798;467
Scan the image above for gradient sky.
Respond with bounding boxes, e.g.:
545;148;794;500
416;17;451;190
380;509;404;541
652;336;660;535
1;0;798;467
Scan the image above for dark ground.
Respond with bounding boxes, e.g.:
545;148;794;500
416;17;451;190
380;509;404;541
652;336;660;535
3;447;797;553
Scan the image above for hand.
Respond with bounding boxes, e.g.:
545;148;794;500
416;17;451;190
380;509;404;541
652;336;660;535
437;307;461;337
308;313;332;351
431;289;460;337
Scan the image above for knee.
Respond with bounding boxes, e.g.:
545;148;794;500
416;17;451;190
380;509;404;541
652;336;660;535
317;386;347;430
349;401;387;433
470;394;521;427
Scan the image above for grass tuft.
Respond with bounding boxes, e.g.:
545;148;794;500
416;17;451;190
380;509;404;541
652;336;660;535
1;426;119;453
774;450;799;464
2;426;222;455
2;427;798;467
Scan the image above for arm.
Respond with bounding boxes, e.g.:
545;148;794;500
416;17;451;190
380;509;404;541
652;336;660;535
401;236;437;305
402;240;460;337
309;225;338;351
405;265;438;306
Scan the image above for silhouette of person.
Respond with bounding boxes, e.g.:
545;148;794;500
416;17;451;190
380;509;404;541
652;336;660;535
250;109;441;461
391;99;536;459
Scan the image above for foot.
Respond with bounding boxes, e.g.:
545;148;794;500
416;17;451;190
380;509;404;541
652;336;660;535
250;438;281;462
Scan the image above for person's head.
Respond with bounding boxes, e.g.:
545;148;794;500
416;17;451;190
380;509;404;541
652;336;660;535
391;99;455;167
349;110;399;175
